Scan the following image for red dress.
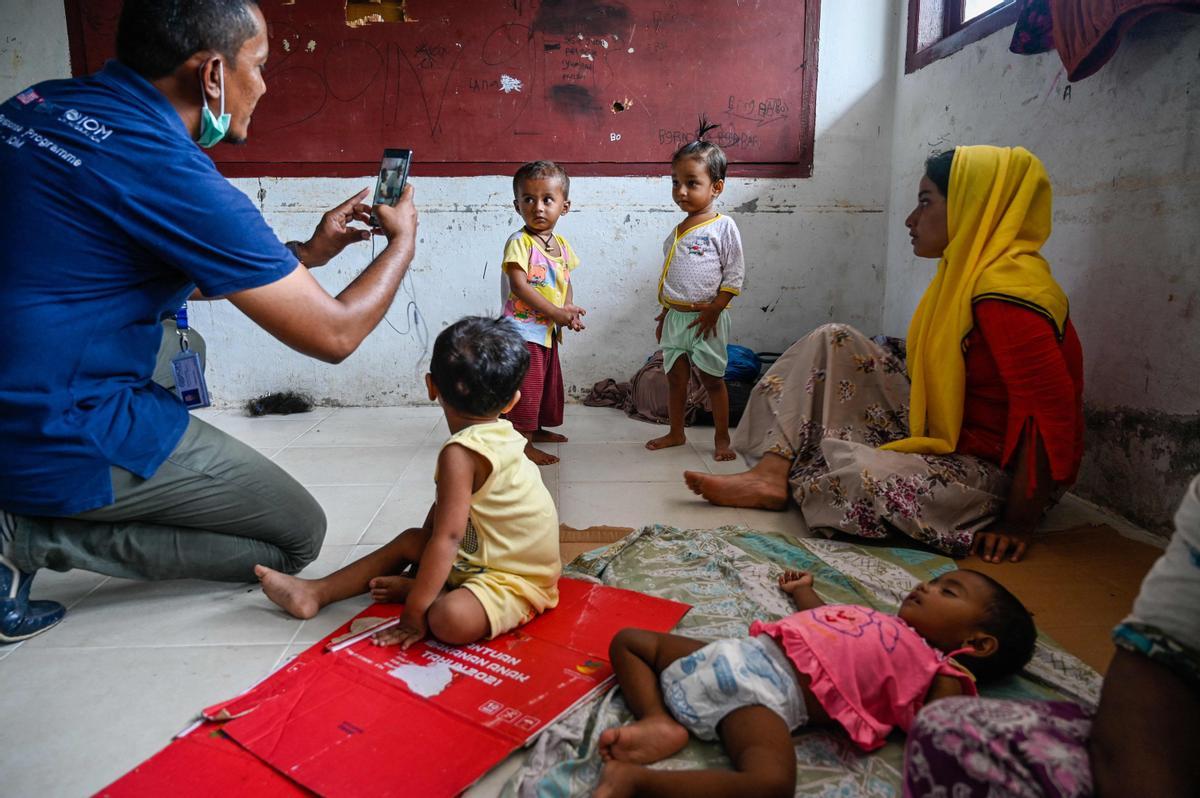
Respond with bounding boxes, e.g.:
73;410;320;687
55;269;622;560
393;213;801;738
956;300;1084;488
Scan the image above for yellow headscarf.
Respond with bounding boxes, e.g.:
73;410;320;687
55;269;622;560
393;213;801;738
881;145;1068;456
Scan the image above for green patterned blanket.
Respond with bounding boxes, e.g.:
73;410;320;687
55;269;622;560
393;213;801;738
498;524;1101;798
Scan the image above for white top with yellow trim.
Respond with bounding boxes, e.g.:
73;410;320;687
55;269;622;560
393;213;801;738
658;214;745;307
437;419;561;589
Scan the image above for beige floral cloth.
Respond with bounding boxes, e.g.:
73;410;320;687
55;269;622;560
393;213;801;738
734;324;1009;556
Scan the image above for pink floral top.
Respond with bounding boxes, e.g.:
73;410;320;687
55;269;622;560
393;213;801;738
751;604;977;751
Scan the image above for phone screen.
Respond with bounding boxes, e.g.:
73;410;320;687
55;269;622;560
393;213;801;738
373;149;412;208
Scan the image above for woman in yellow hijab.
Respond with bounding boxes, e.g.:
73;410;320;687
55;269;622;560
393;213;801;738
686;146;1084;563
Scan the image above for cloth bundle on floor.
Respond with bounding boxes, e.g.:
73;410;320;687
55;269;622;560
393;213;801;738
584;351;712;425
583;348;766;427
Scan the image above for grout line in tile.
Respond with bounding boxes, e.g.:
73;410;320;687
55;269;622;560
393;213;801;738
19;641;304;651
298;482;401;488
276;411;340;450
352;487;396;546
64;575;112;611
0;575;117;660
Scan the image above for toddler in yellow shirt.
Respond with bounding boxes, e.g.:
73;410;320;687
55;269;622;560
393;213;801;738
256;316;561;647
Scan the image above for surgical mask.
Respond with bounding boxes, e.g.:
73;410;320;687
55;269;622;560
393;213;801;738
197;61;231;148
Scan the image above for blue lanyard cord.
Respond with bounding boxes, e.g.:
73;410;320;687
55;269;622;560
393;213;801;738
175;303;191;350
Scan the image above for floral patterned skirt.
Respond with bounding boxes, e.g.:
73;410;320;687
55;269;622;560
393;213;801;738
732;324;1008;556
903;697;1094;798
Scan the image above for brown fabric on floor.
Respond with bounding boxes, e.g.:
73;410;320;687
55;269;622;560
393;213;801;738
558;524;635;564
963;524;1162;674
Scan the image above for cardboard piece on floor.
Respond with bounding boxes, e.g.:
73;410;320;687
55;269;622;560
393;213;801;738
101;578;689;798
96;721;311;797
219;578;688;797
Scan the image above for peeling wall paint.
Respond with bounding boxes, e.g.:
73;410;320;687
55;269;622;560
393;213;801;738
0;1;68;96
1079;405;1200;537
882;14;1200;536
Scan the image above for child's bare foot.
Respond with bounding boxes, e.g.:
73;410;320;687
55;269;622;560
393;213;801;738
593;760;643;798
683;470;789;510
369;575;415;603
531;429;568;443
713;435;736;462
598;716;690;764
524;442;559;465
255;564;321;620
645;432;686;451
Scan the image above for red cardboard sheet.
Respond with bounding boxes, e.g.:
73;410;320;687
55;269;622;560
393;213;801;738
99;578;689;798
97;721;310;797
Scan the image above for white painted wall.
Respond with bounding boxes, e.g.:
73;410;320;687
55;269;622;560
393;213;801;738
209;1;900;405
0;2;901;405
881;14;1200;416
0;1;69;103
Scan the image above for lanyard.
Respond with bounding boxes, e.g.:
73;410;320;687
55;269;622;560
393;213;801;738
175;303;191;351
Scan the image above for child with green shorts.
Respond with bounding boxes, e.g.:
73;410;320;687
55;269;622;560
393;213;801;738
646;121;745;462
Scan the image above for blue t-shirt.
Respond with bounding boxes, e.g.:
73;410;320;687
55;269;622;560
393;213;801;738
0;61;298;516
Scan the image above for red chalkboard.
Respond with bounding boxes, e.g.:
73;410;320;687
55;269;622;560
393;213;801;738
65;0;819;177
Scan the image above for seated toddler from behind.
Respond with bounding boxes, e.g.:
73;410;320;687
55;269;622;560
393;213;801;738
256;316;561;648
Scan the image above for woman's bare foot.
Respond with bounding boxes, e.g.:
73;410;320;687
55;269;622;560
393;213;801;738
683;469;789;510
524;442;559;465
713;434;736;462
593;760;643;798
255;564;322;620
646;432;686;451
531;429;568;443
598;715;690;764
369;575;415;603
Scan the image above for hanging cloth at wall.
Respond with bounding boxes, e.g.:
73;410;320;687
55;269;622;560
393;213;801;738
882;146;1068;457
1009;0;1056;54
1010;0;1200;80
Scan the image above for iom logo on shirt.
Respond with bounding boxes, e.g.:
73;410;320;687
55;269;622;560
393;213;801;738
59;108;113;143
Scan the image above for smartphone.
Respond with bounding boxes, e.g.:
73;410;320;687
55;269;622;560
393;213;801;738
371;148;412;226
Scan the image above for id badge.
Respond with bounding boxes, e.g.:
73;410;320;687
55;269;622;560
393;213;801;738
171;349;211;409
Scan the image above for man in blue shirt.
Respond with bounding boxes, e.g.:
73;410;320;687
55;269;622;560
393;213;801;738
0;0;419;641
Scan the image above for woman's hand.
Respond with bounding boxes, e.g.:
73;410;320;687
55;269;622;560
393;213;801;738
971;527;1031;563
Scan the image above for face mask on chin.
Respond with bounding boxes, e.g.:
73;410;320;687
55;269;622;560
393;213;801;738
197;60;231;149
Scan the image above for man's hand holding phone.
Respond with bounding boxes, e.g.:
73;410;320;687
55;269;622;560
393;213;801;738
373;183;418;243
292;188;375;268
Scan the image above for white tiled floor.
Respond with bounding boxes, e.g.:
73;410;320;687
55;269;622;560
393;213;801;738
0;404;1131;795
0;405;812;795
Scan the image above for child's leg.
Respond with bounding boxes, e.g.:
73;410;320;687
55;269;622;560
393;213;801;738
595;705;796;798
646;357;691;451
507;342;559;465
532;337;568;443
257;522;431;619
598;628;706;764
698;372;734;461
373;586;490;646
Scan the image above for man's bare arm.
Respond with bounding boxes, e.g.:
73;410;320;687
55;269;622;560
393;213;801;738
227;185;418;364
